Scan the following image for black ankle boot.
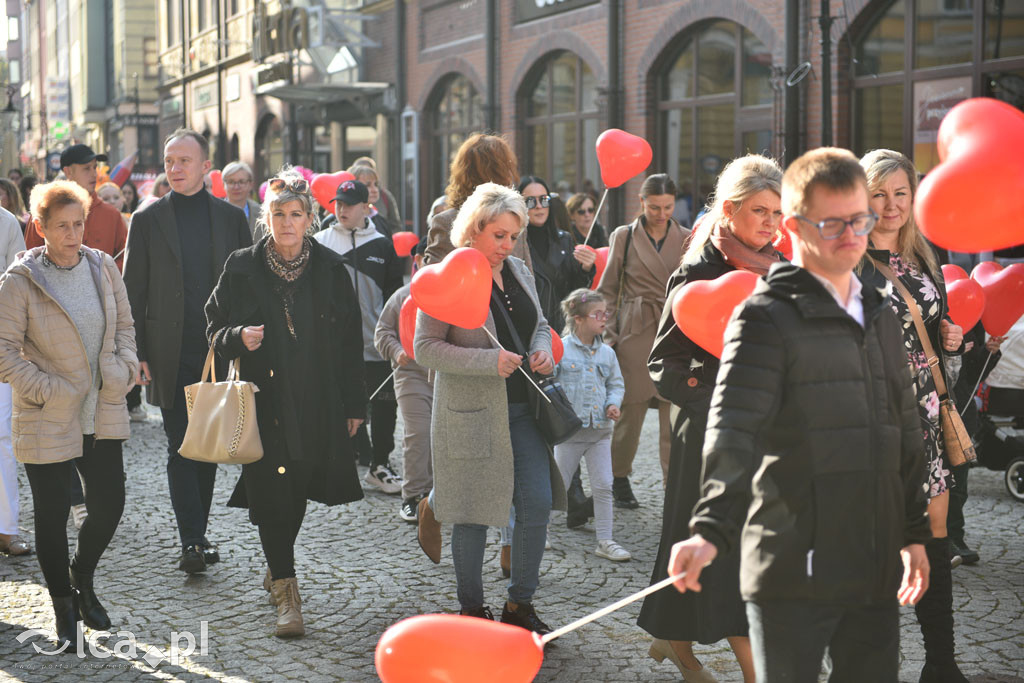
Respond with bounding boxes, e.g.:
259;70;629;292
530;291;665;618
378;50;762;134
50;594;80;652
70;564;112;631
566;468;593;529
916;537;968;683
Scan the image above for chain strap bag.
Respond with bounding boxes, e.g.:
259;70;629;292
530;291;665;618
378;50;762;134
179;347;264;464
870;258;976;466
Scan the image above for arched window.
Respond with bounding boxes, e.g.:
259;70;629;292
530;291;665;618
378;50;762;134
255;115;284;183
520;51;602;194
852;0;1024;172
656;20;774;219
430;74;484;200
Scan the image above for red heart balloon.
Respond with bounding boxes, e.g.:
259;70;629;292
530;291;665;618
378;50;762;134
595;129;653;189
551;329;564;365
399;296;418;360
976;263;1024;336
916;98;1024;252
311;171;356;209
208;169;226;198
590;246;609;290
393;231;420;258
772;229;793;261
970;260;1003;286
376;614;544;683
671;270;759;358
945;278;985;331
410;247;492;329
941;264;968;283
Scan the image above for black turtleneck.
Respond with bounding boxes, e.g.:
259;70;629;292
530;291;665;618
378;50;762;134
171;189;213;361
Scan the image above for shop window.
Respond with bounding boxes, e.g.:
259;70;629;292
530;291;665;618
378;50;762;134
656;21;773;222
521;52;602;195
429;74;484;201
256;115;284;183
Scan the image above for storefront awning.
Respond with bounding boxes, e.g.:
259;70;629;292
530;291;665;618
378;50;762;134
256;82;390;107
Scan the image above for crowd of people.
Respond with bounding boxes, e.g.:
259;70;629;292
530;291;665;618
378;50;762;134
0;126;1019;683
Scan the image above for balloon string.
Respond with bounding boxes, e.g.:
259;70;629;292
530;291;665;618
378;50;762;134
959;351;993;418
480;327;552;404
582;189;610;248
367;369;397;402
540;572;685;645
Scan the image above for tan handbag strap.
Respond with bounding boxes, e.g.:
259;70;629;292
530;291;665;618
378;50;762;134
869;257;949;398
200;346;218;384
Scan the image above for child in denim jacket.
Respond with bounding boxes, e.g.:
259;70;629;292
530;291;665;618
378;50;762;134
554;288;629;561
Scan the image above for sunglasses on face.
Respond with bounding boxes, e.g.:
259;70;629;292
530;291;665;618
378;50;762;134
267;178;309;194
576;207;595;215
524;195;550;209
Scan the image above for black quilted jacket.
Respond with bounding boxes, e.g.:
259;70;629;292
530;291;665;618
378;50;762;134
691;261;932;604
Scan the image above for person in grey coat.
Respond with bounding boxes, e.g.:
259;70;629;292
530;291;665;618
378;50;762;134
414;182;566;634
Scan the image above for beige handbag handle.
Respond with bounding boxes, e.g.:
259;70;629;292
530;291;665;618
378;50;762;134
199;346;243;384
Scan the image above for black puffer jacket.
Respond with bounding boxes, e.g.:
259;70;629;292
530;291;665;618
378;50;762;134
691;262;931;604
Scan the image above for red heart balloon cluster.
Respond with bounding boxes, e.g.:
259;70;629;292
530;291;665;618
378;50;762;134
399;296;418;360
671;271;760;358
311;171;356;209
595;129;653;189
393;231;420;258
208;169;226;198
916;98;1024;253
376;614;544;683
410;247;492;330
970;261;1024;336
943;265;985;331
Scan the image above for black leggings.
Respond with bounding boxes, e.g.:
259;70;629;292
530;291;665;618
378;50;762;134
258;463;311;581
24;437;125;597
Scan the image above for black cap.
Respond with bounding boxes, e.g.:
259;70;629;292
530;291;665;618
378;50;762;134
332;179;369;206
60;144;108;168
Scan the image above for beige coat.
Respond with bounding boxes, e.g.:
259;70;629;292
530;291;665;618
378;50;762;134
0;247;138;463
425;207;533;270
596;219;690;405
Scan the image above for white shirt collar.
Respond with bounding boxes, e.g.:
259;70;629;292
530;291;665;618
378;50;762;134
808;271;865;327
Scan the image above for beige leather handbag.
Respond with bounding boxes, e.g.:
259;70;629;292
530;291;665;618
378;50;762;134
179;347;264;464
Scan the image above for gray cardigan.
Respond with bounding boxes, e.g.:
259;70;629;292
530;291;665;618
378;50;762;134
414;256;567;526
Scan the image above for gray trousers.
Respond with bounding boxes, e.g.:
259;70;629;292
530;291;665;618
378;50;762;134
396;373;433;500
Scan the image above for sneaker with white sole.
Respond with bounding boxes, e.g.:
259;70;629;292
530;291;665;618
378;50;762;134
399;494;423;523
595;540;631;562
71;504;89;530
365;464;403;495
129;405;148;422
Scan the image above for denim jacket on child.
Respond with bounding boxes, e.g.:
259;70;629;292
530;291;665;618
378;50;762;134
554;333;625;429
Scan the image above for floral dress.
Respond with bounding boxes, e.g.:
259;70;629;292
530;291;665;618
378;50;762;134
885;252;951;499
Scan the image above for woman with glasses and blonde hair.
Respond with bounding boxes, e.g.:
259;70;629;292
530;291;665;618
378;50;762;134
638;154;782;683
858;149;967;683
565;192;607;248
205;168;367;639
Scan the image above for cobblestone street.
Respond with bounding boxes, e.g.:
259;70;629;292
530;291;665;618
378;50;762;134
1;409;1021;682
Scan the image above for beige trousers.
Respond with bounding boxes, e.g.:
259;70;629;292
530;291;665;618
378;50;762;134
610;397;672;482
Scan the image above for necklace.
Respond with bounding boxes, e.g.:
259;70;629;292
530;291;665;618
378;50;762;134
41;249;83;271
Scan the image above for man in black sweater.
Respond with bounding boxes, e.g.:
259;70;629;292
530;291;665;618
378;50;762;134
123;129;252;574
669;148;931;681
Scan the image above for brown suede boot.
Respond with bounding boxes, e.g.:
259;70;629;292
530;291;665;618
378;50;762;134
270;578;304;638
417;497;441;564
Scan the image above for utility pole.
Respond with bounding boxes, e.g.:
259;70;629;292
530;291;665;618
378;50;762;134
819;0;834;147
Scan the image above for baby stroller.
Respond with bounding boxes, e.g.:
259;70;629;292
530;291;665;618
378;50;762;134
976;387;1024;502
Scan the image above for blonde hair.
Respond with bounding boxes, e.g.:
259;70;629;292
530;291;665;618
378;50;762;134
859;149;937;276
256;166;319;238
685;154;783;259
450;182;527;248
560;288;605;337
30;180;92;225
348;164;378;183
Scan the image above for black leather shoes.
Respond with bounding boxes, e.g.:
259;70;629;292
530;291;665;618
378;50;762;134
460;605;494;620
567;496;594;529
950;538;979;565
50;594;80;652
501;601;551;635
200;542;220;565
179;545;207;574
69;564;111;630
613;476;639;509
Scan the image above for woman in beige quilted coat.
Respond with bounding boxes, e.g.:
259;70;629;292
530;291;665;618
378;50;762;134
0;180;137;653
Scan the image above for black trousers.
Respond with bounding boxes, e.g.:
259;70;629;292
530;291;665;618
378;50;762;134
746;599;899;682
24;437;125;597
354;360;397;468
162;361;217;548
258;462;313;581
946;463;969;544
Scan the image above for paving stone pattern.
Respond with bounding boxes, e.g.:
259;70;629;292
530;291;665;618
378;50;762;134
0;409;1021;682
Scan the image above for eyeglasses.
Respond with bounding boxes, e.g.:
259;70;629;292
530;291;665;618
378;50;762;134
576;207;595;215
586;310;611;321
792;212;878;240
267;178;309;194
524;195;550;209
225;179;252;188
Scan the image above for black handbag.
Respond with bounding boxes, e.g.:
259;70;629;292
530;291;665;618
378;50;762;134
490;289;583;445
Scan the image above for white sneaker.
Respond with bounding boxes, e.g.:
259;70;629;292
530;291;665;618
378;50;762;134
595;539;631;562
71;504;88;530
129;405;148;422
364;464;403;495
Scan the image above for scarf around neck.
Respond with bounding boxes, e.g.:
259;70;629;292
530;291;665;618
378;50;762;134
710;223;781;276
264;237;312;341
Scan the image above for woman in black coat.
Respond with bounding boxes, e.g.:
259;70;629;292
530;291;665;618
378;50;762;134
639;155;782;683
517;176;594;331
205;171;366;639
565;192;607;248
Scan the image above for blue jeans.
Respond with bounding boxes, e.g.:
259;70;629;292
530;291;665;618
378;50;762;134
451;403;552;610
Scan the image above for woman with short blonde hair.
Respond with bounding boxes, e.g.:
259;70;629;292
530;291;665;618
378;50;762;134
449;182;527;247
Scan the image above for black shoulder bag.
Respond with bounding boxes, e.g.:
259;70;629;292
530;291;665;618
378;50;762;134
489;288;582;445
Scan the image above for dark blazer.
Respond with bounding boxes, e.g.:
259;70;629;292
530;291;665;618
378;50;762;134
206;237;367;522
122;189;252;408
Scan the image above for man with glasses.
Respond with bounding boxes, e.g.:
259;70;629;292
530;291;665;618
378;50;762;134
668;148;931;681
222;161;261;239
